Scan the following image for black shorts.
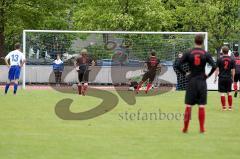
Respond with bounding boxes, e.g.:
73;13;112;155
234;73;240;82
78;70;89;83
218;77;232;93
142;70;156;83
185;76;207;105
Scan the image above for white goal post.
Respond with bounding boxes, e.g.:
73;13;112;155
22;30;208;89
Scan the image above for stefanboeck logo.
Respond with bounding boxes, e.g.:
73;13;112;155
50;58;174;120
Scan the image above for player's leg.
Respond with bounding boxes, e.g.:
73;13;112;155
82;83;88;96
58;72;62;86
82;71;89;96
145;82;152;94
136;72;148;93
182;78;196;133
78;72;84;95
198;79;207;133
227;92;232;110
233;74;238;97
56;71;61;86
5;66;14;94
54;71;58;86
5;79;11;94
220;93;227;110
227;79;233;110
13;66;21;95
218;78;227;110
55;71;60;86
136;80;145;93
182;104;192;133
198;105;205;133
237;74;240;97
13;79;19;95
145;72;156;94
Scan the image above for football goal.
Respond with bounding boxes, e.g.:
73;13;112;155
22;30;208;89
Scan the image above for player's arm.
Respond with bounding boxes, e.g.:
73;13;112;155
20;54;26;67
20;59;26;67
231;59;236;81
206;53;217;78
5;58;10;67
214;59;220;83
176;52;188;75
74;58;79;71
214;68;219;83
4;53;10;68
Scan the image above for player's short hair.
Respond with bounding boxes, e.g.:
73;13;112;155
222;46;229;54
150;50;156;56
194;34;204;45
14;43;21;49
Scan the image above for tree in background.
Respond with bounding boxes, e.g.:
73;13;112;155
0;0;71;61
73;0;239;54
0;0;239;61
171;0;239;54
73;0;175;31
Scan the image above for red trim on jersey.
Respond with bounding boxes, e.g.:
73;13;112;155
222;57;231;61
190;49;206;55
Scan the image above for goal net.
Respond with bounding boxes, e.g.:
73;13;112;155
22;30;208;89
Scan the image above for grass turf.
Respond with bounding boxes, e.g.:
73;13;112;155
0;89;240;159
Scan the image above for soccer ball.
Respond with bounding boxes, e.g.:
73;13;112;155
128;87;135;91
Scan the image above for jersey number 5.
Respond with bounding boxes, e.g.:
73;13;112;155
194;54;201;66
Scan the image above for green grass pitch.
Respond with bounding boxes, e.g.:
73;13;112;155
0;89;240;159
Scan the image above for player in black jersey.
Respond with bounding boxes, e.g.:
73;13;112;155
214;46;235;110
176;35;216;133
74;49;95;95
136;51;160;94
233;51;240;97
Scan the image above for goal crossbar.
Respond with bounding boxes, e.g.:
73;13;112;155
23;29;207;35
